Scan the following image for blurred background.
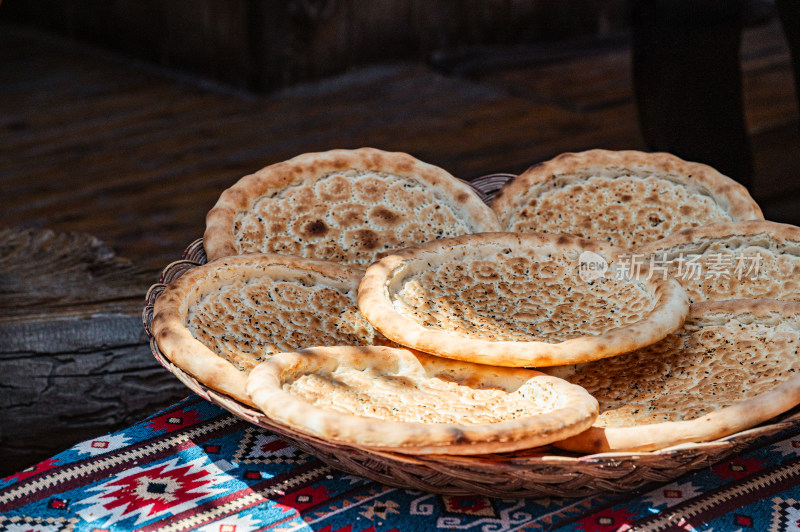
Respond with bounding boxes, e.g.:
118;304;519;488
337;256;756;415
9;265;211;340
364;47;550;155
1;0;799;474
3;0;799;270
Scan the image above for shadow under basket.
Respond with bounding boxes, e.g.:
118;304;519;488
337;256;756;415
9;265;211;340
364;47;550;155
142;174;800;499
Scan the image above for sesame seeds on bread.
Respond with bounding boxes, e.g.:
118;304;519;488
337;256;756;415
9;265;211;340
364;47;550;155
204;148;501;266
246;345;599;454
357;232;689;367
151;253;383;404
635;220;800;304
490;149;763;249
550;299;800;453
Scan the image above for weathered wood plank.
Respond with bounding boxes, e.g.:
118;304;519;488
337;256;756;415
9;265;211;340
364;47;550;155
0;228;150;313
0;350;183;477
0;228;186;475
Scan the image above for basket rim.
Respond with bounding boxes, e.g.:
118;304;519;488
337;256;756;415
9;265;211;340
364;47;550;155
140;173;800;496
142;236;800;465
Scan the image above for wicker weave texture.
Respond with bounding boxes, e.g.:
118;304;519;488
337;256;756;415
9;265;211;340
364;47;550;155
141;175;800;498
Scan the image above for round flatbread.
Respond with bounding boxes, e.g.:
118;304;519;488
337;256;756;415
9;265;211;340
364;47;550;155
245;345;599;454
151;254;382;404
635;220;800;304
204;148;501;265
357;232;689;367
550;299;800;453
490;149;764;249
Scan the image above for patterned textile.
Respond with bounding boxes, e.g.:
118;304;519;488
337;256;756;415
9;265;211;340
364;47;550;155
2;396;800;531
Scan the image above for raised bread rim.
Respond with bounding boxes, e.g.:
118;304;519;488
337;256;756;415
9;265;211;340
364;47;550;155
489;149;764;226
245;345;599;455
635;219;800;255
554;298;800;453
151;253;365;405
203;147;502;261
357;231;690;367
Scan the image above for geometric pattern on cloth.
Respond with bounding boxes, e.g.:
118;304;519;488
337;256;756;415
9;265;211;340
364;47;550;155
233;427;306;465
69;433;132;458
0;514;79;532
1;396;799;532
640;479;702;510
769;497;800;532
606;455;800;532
440;494;499;517
74;455;230;527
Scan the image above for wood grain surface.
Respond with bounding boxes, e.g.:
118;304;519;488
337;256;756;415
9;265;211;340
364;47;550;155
2;20;798;274
0;228;187;475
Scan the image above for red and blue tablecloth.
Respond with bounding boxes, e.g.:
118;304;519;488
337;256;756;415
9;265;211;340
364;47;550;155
3;396;800;531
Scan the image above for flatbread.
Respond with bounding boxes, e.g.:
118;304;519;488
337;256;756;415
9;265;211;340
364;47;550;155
635;220;800;304
357;232;689;367
490;149;764;249
204;148;501;265
550;299;800;453
151;254;382;404
245;345;599;454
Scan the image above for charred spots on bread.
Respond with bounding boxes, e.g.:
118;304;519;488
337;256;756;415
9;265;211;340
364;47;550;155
302;219;328;237
347;228;380;251
369;206;401;227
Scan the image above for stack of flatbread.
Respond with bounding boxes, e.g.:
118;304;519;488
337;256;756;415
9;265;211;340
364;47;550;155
152;147;800;458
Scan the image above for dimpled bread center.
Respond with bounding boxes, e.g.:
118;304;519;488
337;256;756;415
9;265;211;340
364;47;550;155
232;170;471;265
395;255;655;342
286;369;563;424
565;316;800;426
511;175;733;249
187;277;374;372
647;236;800;303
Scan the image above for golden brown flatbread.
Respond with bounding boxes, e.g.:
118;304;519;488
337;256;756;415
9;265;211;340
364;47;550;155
357;232;689;367
245;345;599;454
635;220;800;304
490;149;763;249
151;254;382;404
550;299;800;453
204;148;501;266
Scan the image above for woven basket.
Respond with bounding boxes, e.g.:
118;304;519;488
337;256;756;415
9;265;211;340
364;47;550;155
142;174;800;498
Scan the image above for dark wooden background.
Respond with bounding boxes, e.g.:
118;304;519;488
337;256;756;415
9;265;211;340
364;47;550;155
1;0;630;92
1;1;799;475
